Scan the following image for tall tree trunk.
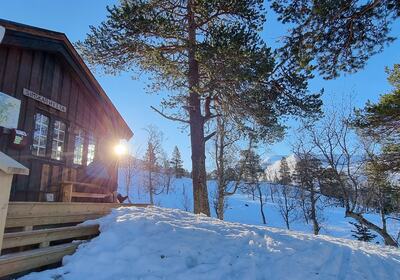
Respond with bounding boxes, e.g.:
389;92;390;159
310;188;319;235
216;165;225;220
126;184;132;203
125;174;132;203
149;170;154;205
257;184;266;224
284;190;290;230
269;185;275;203
187;0;210;216
216;117;225;220
217;190;225;220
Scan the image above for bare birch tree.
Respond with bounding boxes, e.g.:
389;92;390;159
143;126;164;205
299;107;398;246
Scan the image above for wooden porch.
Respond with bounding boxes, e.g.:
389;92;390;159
0;202;148;278
0;152;147;279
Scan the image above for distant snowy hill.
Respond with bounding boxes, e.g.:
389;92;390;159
263;153;367;182
22;207;400;280
264;154;298;182
261;154;286;169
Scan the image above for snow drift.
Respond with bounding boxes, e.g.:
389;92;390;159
22;206;400;280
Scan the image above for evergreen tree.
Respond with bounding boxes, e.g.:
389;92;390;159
349;221;377;243
279;157;292;186
170;146;184;178
355;64;400;172
276;156;297;229
293;153;323;235
77;0;322;215
239;149;262;185
239;147;266;224
161;152;174;194
272;0;400;79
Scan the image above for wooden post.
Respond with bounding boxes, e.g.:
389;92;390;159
0;152;29;255
0;171;13;254
61;183;73;202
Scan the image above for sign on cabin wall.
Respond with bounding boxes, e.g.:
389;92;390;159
0;91;21;129
23;88;67;112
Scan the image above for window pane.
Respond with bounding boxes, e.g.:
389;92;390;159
87;133;96;165
32;113;49;157
73;129;85;165
51;120;66;160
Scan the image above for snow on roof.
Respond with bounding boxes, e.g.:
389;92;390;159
21;206;400;279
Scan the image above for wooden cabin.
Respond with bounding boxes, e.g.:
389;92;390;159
0;19;133;202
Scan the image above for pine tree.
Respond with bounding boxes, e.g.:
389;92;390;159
349;221;377;243
355;64;400;172
77;0;322;215
239;148;266;224
272;0;399;79
293;153;323;235
279;157;291;186
240;149;262;185
170;146;184;178
277;156;297;229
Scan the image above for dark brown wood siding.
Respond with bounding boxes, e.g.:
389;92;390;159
0;44;119;201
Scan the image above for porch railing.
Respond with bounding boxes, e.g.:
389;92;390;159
0;152;148;278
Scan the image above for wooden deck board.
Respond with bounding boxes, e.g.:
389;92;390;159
0;242;81;277
2;224;99;250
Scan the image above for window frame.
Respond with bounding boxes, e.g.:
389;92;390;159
50;119;67;161
31;110;69;162
73;128;86;166
86;132;96;165
32;112;50;157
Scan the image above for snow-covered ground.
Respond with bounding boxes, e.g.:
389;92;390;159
21;171;400;279
22;206;400;280
119;174;399;244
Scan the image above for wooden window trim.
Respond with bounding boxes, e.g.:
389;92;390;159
31;109;69;163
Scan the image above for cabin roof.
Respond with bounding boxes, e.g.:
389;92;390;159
0;19;133;140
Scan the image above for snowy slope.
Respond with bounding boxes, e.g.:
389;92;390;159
118;171;399;244
22;206;400;280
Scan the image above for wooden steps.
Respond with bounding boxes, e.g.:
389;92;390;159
0;202;148;278
0;224;99;278
0;242;81;278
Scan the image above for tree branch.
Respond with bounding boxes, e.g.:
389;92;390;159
150;106;190;124
204;131;217;142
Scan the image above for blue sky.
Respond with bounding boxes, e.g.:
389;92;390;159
1;0;399;169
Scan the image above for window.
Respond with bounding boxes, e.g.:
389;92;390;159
51;120;66;160
87;132;96;165
73;129;85;165
32;113;49;157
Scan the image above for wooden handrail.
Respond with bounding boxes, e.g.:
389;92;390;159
60;181;115;202
60;181;102;189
